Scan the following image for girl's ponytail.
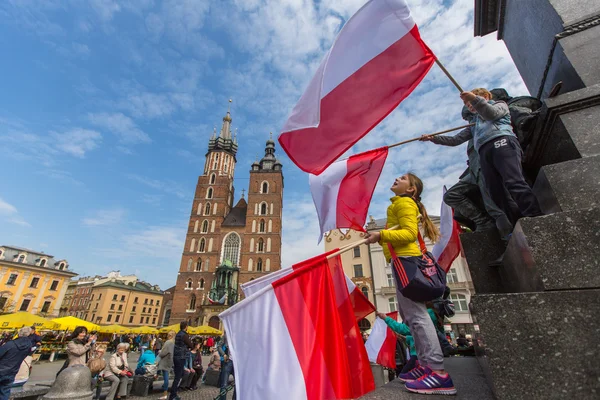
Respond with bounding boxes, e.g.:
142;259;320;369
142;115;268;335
415;198;440;243
407;173;441;243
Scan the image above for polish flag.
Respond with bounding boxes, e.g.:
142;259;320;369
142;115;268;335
432;187;463;272
278;0;435;175
220;254;375;400
240;250;376;321
309;147;388;240
365;311;399;369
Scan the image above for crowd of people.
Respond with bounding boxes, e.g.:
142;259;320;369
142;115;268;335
0;322;226;400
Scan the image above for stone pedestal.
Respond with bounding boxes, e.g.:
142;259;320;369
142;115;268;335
468;1;600;398
502;208;600;293
471;291;600;400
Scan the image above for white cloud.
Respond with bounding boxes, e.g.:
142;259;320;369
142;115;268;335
72;42;91;57
88;112;151;144
0;197;31;228
51;128;102;158
82;208;126;226
122;226;184;259
90;0;121;22
126;174;187;199
281;194;324;267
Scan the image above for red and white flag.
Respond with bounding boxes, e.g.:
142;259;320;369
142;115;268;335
365;311;399;369
241;250;376;321
432;187;463;272
278;0;435;175
310;147;388;241
220;254;375;400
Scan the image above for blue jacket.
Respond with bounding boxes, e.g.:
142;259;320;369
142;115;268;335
439;97;515;152
136;349;156;370
0;337;32;377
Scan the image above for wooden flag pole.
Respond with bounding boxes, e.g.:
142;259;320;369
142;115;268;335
326;225;399;260
435;59;464;92
387;123;474;149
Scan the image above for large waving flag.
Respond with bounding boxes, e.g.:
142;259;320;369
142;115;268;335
432;187;463;272
241;250;376;321
365;311;399;369
278;0;435;174
310;147;388;241
220;254;375;400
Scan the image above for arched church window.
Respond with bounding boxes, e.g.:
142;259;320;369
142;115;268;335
205;202;211;215
262;181;269;194
259;219;266;233
257;238;264;253
206;188;213;199
199;238;206;253
210;173;216;184
222;232;241;266
260;203;267;215
256;258;263;272
189;294;196;310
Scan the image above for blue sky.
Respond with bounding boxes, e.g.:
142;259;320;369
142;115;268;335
0;0;526;289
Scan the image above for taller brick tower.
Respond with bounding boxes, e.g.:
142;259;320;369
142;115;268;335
170;104;283;329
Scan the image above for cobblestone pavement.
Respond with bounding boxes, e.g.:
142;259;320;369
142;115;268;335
128;384;233;400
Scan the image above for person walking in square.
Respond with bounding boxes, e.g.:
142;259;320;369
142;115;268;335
169;322;194;400
0;327;33;400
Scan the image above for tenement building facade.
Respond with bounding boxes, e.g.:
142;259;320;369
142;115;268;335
170;106;283;329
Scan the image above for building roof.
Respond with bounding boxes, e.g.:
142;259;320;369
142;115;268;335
95;279;163;294
222;198;247;227
1;245;53;258
0;245;76;276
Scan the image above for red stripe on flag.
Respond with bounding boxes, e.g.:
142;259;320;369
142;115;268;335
376;311;399;369
279;25;435;175
326;256;376;397
336;148;388;232
436;217;462;273
274;257;355;399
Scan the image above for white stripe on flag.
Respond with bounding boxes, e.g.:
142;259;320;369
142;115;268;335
309;159;347;240
364;317;388;364
220;286;308;400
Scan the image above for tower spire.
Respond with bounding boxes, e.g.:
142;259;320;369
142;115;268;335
219;99;233;140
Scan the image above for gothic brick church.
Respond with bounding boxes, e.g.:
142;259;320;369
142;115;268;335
170;105;283;329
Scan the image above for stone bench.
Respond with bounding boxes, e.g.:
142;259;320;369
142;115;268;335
8;385;51;400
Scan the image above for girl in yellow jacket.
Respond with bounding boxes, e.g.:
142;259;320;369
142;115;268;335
365;173;456;396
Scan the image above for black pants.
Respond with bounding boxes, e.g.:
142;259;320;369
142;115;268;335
479;135;542;223
169;358;185;399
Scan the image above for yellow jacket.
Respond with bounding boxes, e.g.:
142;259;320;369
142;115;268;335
380;196;422;261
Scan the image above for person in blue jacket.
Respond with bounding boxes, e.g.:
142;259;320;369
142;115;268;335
0;327;33;400
135;346;156;375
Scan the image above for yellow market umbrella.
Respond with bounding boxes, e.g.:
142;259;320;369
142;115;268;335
0;312;59;330
159;323;180;334
98;324;130;334
188;325;222;336
130;326;158;334
51;316;100;332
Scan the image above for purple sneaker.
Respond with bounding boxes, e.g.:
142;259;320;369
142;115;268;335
405;371;457;395
398;365;431;383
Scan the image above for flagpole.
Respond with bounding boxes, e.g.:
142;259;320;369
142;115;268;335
326;225;399;260
387;123;474;149
435;58;464;92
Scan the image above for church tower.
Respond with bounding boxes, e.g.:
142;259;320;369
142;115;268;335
170;103;284;329
239;134;283;280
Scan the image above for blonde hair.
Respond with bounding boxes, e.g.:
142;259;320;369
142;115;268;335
95;344;107;353
407;173;440;243
471;88;492;99
87;358;106;375
167;331;176;340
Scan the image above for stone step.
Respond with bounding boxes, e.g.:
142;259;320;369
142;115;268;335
460;229;509;294
533;154;600;214
360;357;494;400
471;290;600;400
502;208;600;293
